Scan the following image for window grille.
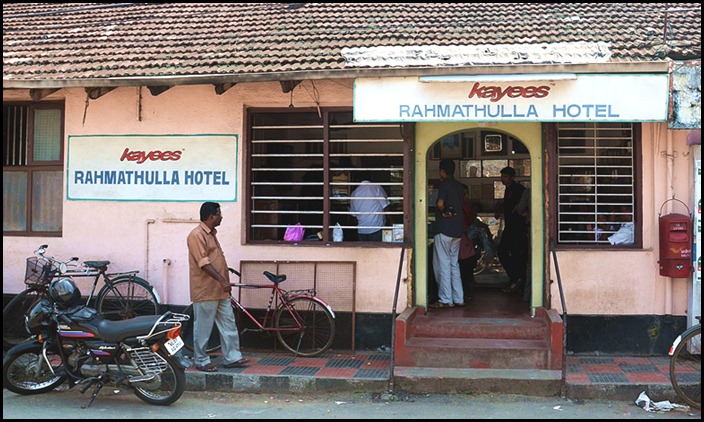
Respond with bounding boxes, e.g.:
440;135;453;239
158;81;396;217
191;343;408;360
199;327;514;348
249;109;405;243
556;122;636;245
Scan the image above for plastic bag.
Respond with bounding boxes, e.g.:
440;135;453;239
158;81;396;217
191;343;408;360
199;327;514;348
608;222;634;245
635;391;690;412
283;222;304;242
333;223;343;242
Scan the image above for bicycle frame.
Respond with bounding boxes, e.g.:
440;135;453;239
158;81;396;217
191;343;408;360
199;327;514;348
31;245;161;313
29;245;161;318
46;261;148;305
59;266;107;301
4;245;161;352
232;282;334;334
181;269;335;357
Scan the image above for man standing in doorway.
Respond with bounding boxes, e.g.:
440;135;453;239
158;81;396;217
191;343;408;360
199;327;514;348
496;166;529;295
431;159;465;308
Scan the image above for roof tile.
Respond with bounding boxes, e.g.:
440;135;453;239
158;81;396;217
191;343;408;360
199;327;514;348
3;3;701;84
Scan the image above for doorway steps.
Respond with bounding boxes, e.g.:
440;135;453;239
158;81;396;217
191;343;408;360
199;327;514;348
392;306;564;396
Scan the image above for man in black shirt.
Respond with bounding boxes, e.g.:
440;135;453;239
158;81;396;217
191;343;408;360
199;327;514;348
431;159;466;308
497;166;528;295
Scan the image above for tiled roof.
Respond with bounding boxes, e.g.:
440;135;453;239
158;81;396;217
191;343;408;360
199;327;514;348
3;3;701;86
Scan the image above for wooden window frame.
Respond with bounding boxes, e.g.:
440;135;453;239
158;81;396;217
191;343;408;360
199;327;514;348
3;101;65;237
547;122;642;249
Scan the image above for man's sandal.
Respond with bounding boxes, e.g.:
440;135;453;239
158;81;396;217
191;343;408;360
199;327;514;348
195;363;218;372
223;358;249;369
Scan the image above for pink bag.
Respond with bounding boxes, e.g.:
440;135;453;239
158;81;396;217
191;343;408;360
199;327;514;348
283;222;305;241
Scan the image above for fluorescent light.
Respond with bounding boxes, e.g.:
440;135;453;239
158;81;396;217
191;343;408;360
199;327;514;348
419;74;578;83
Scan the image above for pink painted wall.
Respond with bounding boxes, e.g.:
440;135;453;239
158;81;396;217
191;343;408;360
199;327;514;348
549;123;695;316
3;82;696;317
2;81;409;313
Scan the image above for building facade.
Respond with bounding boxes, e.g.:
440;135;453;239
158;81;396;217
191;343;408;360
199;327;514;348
3;3;701;354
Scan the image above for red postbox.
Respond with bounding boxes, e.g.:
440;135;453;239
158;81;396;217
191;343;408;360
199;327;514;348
658;199;693;277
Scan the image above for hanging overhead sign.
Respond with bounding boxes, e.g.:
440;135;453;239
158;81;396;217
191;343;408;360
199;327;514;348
354;74;669;122
67;134;238;201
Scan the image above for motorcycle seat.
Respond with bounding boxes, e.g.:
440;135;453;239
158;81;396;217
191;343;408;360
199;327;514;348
94;315;165;343
64;310;164;343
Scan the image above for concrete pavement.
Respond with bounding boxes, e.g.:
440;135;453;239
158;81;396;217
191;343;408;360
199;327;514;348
183;349;691;406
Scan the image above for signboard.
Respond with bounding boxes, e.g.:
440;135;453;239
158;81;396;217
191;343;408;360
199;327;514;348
67;134;238;201
354;74;669;122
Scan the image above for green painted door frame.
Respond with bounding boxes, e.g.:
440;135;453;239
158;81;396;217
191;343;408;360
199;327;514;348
412;122;545;315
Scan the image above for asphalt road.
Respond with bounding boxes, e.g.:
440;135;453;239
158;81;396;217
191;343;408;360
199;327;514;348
3;387;701;419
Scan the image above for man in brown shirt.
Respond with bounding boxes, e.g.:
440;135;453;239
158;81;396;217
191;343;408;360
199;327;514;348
187;201;247;372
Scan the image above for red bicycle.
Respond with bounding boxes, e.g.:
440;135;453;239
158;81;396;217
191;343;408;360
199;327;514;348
182;268;335;357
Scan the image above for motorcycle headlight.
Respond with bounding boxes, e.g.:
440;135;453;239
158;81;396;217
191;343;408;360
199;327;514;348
25;297;52;335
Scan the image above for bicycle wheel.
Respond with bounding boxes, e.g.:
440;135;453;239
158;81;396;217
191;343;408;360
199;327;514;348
274;296;335;357
669;326;701;409
96;276;159;320
180;303;222;354
473;249;488;275
3;289;44;351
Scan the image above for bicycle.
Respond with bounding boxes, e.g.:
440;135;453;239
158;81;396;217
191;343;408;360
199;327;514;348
668;316;701;409
2;244;161;351
471;216;501;276
181;268;335;357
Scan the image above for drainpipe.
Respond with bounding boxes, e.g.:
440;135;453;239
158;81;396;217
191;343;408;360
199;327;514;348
664;124;674;315
162;258;171;305
145;219;156;287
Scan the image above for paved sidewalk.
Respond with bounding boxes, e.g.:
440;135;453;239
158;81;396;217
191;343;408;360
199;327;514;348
185;349;390;394
564;354;687;402
184;349;691;404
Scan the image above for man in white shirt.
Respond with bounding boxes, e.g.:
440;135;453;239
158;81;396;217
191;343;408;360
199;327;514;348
350;175;390;241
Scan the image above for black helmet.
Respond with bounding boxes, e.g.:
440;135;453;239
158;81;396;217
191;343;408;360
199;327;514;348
49;278;81;307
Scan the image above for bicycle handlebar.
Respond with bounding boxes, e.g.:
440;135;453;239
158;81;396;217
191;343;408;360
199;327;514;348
33;244;98;276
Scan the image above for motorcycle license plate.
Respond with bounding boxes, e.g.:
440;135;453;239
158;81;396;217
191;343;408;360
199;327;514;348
164;336;184;355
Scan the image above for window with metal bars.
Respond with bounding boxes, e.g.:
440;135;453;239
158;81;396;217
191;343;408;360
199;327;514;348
3;102;64;235
555;122;639;245
248;108;406;243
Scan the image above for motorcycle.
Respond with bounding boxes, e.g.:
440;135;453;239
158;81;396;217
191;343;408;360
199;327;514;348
2;277;192;408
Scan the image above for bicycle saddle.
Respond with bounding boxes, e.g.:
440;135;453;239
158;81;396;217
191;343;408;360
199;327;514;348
84;260;110;270
263;271;286;284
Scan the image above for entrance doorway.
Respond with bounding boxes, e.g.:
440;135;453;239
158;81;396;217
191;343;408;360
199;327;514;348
426;128;531;315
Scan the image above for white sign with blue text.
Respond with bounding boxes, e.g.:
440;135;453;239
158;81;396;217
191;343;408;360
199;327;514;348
354;74;669;122
67;134;238;201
